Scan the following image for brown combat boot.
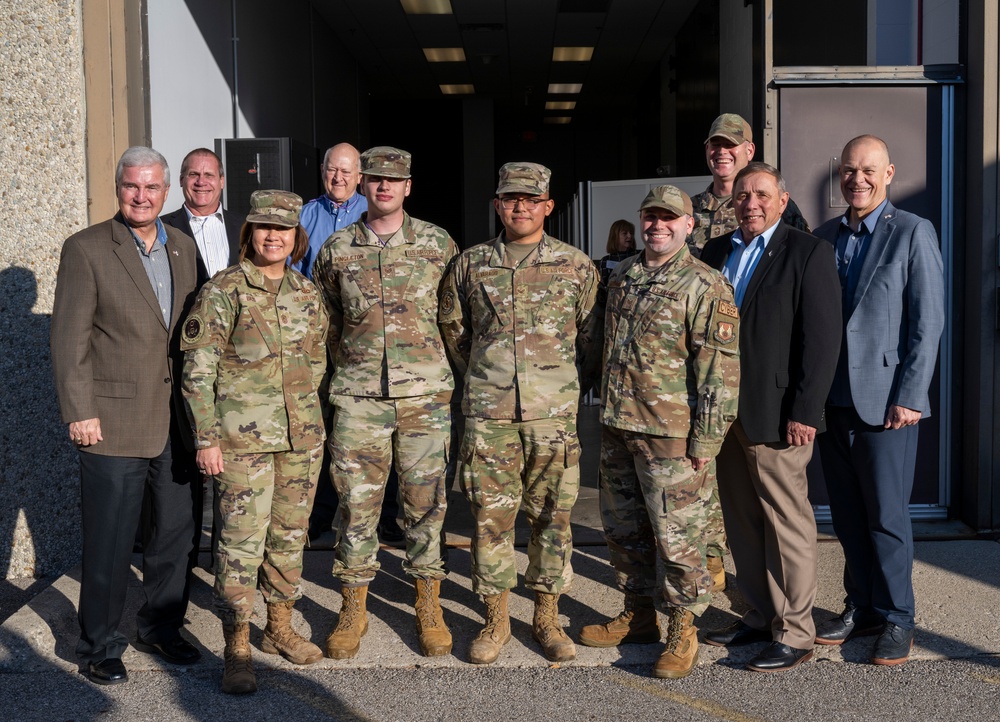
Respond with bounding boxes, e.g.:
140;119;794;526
261;599;323;665
707;555;727;593
468;590;512;665
221;620;257;695
414;578;453;657
653;607;698;679
325;585;369;659
532;592;576;662
578;592;661;647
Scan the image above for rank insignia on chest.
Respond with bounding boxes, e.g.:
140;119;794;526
714;321;735;344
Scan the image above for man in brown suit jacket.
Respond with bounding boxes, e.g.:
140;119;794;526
51;147;201;685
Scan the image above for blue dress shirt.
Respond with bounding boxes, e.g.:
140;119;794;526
293;191;368;278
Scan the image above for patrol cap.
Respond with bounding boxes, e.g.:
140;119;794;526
496;162;551;196
246;190;302;227
705;113;753;145
638;185;693;217
360;146;412;179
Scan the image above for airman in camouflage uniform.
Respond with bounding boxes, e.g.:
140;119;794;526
182;190;329;693
685;113;806;590
579;185;740;680
311;146;458;660
439;162;602;665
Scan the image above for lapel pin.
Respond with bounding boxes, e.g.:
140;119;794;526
171;249;179;256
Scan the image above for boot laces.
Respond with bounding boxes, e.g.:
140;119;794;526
416;583;442;629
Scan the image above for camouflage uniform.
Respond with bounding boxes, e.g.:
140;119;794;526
440;232;602;595
181;257;329;622
601;196;740;616
312;211;458;585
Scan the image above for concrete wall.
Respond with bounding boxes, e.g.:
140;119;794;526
1;0;89;578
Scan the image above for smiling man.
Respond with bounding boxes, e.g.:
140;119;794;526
294;143;368;279
700;162;841;673
51;146;201;685
312;146;458;661
162;148;242;286
579;185;739;680
812;136;944;666
440;162;602;665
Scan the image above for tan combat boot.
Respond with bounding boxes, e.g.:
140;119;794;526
653;607;698;679
707;555;727;593
261;599;323;665
414;578;453;657
325;585;369;659
532;591;576;662
468;590;512;665
578;592;661;647
221;620;257;695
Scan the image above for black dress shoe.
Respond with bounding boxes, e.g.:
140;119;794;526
870;623;914;666
704;621;771;648
815;604;884;645
747;642;813;672
134;634;202;665
85;658;128;685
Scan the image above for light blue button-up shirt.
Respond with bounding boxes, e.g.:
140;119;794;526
722;220;780;307
293;191;368;278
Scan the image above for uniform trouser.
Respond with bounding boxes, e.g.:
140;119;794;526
460;415;581;596
704;482;729;558
214;446;322;623
330;394;450;584
77;435;197;663
716;419;817;650
817;406;918;629
599;426;714;616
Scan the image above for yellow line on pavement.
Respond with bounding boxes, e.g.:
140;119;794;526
616;676;769;722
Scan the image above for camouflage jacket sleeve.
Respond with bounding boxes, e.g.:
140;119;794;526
688;277;741;459
575;258;603;395
311;242;344;369
438;254;470;379
180;280;233;449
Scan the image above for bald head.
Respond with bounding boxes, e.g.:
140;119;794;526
839;135;895;224
322;143;362;204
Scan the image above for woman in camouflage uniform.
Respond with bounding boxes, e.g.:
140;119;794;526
181;190;329;695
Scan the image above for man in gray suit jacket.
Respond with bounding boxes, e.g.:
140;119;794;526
51;147;201;685
813;135;944;666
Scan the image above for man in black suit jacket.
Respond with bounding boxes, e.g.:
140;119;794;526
700;162;841;672
161;148;242;286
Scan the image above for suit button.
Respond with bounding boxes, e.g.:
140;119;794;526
164;378;170;383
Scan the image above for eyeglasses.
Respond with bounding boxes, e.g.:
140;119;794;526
499;197;550;210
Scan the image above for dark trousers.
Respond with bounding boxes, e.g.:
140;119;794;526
77;435;198;664
817;406;918;629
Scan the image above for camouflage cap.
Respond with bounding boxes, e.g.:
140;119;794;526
246;190;302;227
496;162;551;196
360;146;412;179
705;113;753;145
638;185;693;217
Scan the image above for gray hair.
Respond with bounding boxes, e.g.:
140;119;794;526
733;161;787;194
116;146;170;187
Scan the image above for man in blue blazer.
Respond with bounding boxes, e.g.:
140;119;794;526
813;135;944;666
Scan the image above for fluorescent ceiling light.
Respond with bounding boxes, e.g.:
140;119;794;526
400;0;452;13
552;46;594;62
424;47;466;62
545;101;577;110
544;117;573;125
547;83;583;94
440;84;475;94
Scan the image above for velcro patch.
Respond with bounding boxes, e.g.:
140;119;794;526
406;249;441;258
474;270;502;280
183;316;204;344
333;254;365;263
717;300;739;318
539;267;573;275
440;290;456;316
